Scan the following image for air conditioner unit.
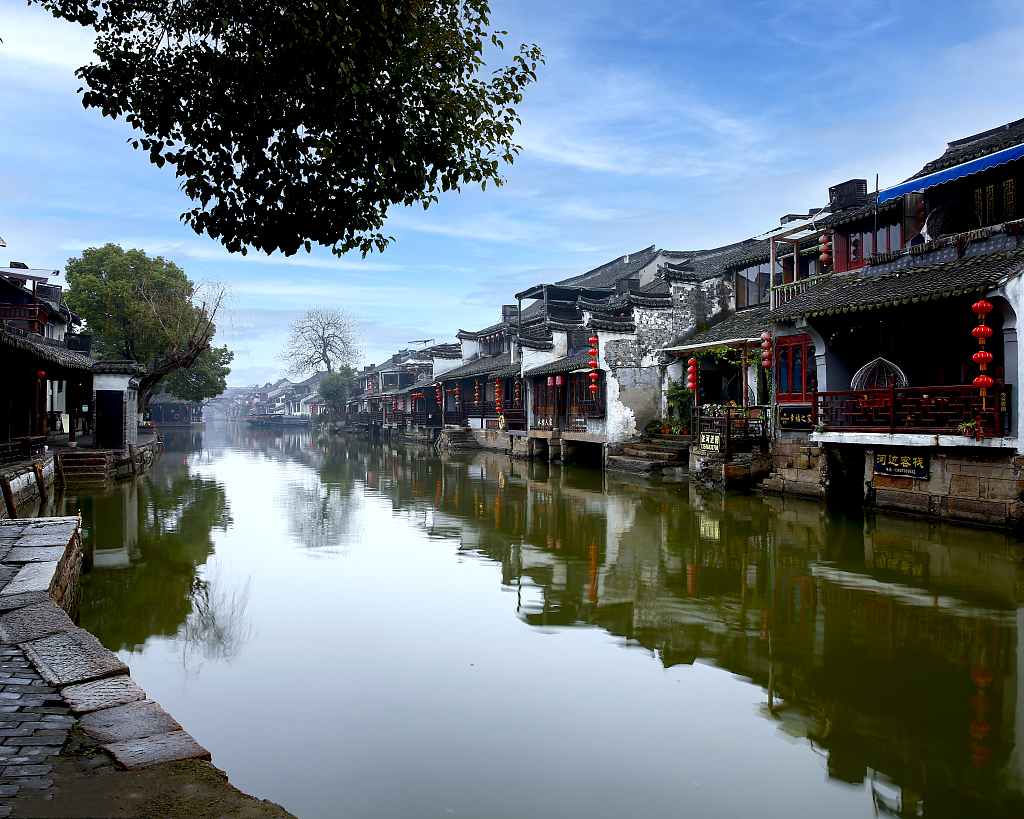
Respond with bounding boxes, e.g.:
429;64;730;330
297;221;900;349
829;179;868;211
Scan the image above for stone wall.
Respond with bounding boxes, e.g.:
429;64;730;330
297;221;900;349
689;447;772;487
865;449;1024;529
469;428;512;452
0;457;56;519
761;437;829;501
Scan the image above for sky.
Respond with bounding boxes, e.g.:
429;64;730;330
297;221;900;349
3;0;1024;386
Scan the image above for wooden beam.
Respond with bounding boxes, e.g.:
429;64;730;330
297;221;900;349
32;461;47;503
54;454;66;488
0;478;16;519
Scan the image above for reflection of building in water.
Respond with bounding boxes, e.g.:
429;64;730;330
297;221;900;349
350;439;1024;815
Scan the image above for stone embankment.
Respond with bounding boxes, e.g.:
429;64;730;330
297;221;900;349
606;433;689;480
0;517;294;818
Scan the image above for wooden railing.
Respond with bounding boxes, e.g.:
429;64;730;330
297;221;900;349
769;273;832;311
0;304;45;334
813;385;1010;436
695;407;768;453
0;437;45;467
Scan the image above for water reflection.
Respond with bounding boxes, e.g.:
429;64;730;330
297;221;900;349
64;431;246;665
335;438;1024;817
66;425;1024;817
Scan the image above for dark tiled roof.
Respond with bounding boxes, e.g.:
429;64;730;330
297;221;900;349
813;193;902;230
555;245;661;289
426;343;462;359
771;249;1024;321
92;358;143;374
636;278;670;296
524;352;592;378
457;321;509;340
588;316;636;332
437;351;512;381
668;306;770;348
0;328;95;371
662;239;771;279
908;117;1024;180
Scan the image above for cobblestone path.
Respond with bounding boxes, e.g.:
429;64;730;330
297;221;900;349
0;645;75;816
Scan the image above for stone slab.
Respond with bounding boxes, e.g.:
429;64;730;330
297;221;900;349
0;593;50;614
60;675;146;715
2;546;67;564
0;563;58;598
102;730;210;770
79;699;180;743
20;629;127;687
0;602;75;645
11;534;72;550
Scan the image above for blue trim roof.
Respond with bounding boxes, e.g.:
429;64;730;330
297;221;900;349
878;143;1024;204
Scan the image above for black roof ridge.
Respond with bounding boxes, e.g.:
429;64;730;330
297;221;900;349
948;117;1024;148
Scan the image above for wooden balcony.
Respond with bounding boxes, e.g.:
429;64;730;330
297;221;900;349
814;385;1011;437
0;304;46;335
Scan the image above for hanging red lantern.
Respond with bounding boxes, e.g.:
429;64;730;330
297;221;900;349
819;252;831;264
589;359;599;369
760;332;770;343
555;375;564;386
588;348;598;357
589;371;599;381
589;383;599;393
688;357;698;366
547;376;555;387
972;300;994;315
760;340;772;351
687;365;697;375
36;370;45;380
973;350;994;364
972;324;993;339
588;336;599;345
974;375;994;389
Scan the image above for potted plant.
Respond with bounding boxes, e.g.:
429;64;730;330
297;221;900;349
958;419;979;438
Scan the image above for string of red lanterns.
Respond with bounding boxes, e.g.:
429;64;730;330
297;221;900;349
972;299;994;409
495;379;503;411
514;378;522;405
588;335;600;393
686;358;698;391
818;233;831;266
474;379;481;407
760;331;772;369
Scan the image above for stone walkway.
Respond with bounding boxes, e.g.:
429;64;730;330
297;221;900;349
0;645;75;816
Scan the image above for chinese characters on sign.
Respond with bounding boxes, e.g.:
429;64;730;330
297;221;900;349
699;431;721;453
873;548;929;582
872;451;930;479
778;405;813;431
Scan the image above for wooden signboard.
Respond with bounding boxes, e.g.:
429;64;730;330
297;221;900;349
778;405;813;431
699;431;721;453
873;451;929;479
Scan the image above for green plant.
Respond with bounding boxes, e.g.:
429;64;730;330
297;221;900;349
958;419;978;435
666;377;694;420
644;418;666;434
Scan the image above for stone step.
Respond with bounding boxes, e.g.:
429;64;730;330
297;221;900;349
622;448;679;461
649;433;691;442
634;442;688;454
606;455;660;474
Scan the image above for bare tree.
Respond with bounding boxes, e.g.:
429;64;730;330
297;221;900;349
278;307;361;376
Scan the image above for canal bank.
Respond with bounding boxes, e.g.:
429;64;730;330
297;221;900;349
0;515;294;818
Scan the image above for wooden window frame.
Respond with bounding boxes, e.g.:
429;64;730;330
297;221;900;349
775;334;816;404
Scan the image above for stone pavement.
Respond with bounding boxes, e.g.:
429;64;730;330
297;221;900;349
0;518;289;818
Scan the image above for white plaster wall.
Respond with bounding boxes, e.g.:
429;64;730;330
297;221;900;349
432;357;463;377
994;275;1024;450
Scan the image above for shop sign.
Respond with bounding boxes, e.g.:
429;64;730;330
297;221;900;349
778;405;813;430
699;431;721;453
873;451;929;479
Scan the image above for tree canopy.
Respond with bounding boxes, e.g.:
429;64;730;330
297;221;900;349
279;307;360;376
33;0;543;257
64;243;227;406
319;368;355;412
161;345;234;404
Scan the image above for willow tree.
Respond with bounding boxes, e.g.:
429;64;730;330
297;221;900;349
64;243;227;408
30;0;543;257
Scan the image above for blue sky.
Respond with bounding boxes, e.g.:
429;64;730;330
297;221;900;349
3;0;1024;386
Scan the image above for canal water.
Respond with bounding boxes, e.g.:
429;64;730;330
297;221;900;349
55;423;1024;819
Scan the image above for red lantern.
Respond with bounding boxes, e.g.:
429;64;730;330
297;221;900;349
36;370;45;380
588;360;599;369
547;376;555;387
974;375;994;389
688;358;698;366
687;365;697;374
760;332;770;342
589;371;599;381
972;325;994;339
760;340;772;351
588;348;598;357
555;375;564;387
819;253;831;264
588;336;599;345
972;300;994;315
973;350;994;364
589;383;599;393
762;358;772;369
